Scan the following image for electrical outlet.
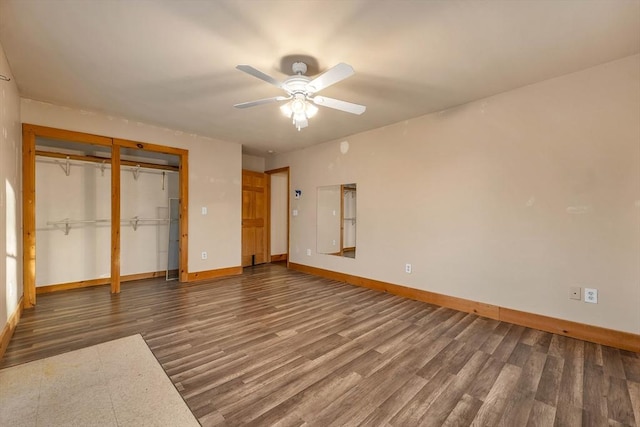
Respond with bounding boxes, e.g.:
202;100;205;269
584;288;598;304
201;251;207;260
306;249;311;256
405;263;412;274
569;286;581;300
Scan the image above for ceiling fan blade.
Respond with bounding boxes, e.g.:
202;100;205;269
312;96;366;115
236;65;284;89
234;96;289;109
305;63;355;93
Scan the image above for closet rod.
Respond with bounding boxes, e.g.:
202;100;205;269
47;219;110;225
46;218;110;235
47;217;172;235
48;217;170;224
129;216;170;231
36;150;180;172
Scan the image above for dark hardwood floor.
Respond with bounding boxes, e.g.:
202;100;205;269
2;264;639;426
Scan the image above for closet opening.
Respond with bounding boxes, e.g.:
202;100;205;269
22;124;189;307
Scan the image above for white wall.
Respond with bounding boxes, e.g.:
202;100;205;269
267;54;640;334
0;41;21;327
22;99;242;273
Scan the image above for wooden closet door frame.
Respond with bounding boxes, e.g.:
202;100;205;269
265;167;290;267
22;124;189;307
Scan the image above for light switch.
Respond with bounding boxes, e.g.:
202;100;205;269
201;207;207;215
292;209;298;216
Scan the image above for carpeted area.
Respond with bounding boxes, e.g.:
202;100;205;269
0;334;199;426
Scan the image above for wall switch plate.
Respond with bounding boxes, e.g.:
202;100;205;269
306;249;311;256
405;263;412;274
201;251;207;260
201;207;207;215
569;286;581;300
584;288;598;303
292;209;298;216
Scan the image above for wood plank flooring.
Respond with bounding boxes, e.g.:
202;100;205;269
2;264;639;426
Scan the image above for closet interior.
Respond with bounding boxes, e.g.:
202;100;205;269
22;124;188;307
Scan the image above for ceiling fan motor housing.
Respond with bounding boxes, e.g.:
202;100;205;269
291;61;308;75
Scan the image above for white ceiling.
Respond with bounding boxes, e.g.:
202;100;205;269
1;0;638;156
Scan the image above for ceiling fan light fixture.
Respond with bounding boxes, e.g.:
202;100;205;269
280;96;318;130
279;102;293;117
291;97;306;114
305;102;318;118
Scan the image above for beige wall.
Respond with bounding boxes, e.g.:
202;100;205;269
0;41;22;328
316;185;341;254
242;154;265;172
21;99;242;273
267;54;640;334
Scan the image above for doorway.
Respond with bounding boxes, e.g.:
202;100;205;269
266;167;290;265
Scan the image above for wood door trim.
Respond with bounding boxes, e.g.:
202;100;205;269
113;138;189;156
22;126;36;308
35;150;180;172
23;124;112;146
265;166;290;174
340;184;345;256
111;144;121;293
179;154;189;282
21;124;190;305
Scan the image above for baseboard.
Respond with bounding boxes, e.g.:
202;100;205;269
0;297;24;362
271;254;288;262
36;271;166;294
498;307;639;353
186;266;243;282
288;263;640;353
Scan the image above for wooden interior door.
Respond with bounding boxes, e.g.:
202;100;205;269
242;170;268;267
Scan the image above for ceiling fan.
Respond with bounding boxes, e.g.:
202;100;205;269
234;61;366;131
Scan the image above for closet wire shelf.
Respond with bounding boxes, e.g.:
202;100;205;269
47;217;175;235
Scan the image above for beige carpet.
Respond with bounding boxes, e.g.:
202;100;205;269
0;334;199;426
